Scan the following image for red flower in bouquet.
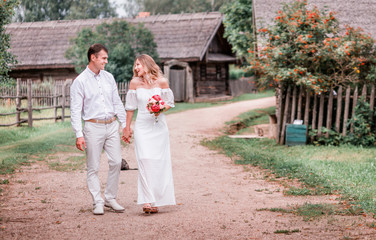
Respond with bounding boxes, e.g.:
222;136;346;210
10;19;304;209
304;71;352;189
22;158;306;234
146;95;165;123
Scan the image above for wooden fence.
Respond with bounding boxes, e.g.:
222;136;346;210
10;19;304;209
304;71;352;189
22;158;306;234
276;84;375;144
0;79;129;127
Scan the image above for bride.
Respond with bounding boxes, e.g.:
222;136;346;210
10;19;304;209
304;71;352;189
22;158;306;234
123;54;176;213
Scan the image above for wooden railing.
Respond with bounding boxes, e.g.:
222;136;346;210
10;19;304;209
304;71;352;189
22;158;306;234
0;79;129;127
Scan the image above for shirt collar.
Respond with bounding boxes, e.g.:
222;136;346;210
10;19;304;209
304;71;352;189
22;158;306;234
86;66;102;78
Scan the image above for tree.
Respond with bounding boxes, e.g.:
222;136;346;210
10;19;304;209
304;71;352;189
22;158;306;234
221;0;253;59
15;0;116;22
66;20;159;82
65;0;117;20
1;0;18;82
137;0;232;15
248;0;376;94
121;0;142;17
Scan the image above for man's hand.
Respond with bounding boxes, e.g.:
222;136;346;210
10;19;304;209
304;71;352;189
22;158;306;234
122;128;132;143
76;137;86;151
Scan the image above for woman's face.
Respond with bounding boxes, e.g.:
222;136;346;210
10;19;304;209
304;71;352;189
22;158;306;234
134;59;146;77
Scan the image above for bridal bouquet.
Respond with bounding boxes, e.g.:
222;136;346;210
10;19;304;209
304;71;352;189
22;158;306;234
146;94;165;123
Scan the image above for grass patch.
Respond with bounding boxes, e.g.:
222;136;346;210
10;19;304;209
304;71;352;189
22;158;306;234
203;107;376;215
48;155;85;172
0;121;76;174
259;203;362;221
274;229;300;234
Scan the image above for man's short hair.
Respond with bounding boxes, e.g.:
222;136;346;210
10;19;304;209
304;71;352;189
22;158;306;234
87;43;108;62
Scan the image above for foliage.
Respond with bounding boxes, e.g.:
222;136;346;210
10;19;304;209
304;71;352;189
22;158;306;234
248;0;376;94
221;0;253;59
309;127;343;146
138;0;233;15
310;98;376;147
344;97;376;146
15;0;116;22
65;20;158;82
0;0;18;82
121;0;141;17
229;65;253;79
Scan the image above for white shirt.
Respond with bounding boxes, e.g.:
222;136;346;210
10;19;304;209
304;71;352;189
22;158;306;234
70;66;127;138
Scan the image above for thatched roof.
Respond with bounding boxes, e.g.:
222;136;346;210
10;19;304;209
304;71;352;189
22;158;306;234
254;0;376;39
6;12;228;70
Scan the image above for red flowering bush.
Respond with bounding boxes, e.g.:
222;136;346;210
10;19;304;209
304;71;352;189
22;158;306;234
248;0;376;94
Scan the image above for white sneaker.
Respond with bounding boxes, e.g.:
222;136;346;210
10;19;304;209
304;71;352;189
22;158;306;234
105;199;125;212
93;204;104;215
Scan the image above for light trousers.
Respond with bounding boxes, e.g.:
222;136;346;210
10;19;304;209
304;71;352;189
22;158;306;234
83;120;122;206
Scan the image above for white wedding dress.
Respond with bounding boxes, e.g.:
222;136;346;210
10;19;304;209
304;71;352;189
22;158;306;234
125;87;176;207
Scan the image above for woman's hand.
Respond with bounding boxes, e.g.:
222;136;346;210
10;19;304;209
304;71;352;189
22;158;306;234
122;128;133;143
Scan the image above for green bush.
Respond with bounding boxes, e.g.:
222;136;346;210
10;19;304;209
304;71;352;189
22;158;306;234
309;97;376;146
249;0;376;93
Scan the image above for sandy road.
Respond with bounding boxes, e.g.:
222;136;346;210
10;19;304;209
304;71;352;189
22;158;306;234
1;96;375;239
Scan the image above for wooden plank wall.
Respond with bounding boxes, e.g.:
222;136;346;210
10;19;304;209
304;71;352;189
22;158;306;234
276;84;376;144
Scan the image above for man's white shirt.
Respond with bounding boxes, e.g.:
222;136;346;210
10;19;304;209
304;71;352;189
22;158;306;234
70;66;127;138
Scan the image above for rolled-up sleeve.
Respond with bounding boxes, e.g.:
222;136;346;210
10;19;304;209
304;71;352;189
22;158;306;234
70;79;84;138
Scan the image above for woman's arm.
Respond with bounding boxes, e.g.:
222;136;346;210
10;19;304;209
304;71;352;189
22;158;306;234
122;110;134;143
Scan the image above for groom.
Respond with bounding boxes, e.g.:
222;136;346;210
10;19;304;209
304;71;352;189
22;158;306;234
70;43;129;215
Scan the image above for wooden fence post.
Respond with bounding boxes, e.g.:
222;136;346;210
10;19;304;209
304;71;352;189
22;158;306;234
61;82;66;122
27;79;32;127
16;78;21;127
290;85;297;123
54;84;58;123
317;94;325;136
326;88;334;136
304;88;310;127
335;86;343;132
370;84;375;111
297;86;303;120
350;85;358;133
276;86;283;144
280;85;291;144
342;86;351;136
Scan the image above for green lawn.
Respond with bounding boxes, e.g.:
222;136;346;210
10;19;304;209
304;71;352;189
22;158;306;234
203;107;376;215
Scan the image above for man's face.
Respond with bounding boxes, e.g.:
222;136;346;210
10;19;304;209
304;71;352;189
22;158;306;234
92;50;108;71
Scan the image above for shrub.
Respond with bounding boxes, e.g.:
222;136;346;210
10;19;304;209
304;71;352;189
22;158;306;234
248;0;376;93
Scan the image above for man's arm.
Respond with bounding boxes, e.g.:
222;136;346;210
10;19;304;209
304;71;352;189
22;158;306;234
70;79;86;151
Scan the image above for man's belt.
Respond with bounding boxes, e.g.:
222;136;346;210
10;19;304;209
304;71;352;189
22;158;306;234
85;116;116;124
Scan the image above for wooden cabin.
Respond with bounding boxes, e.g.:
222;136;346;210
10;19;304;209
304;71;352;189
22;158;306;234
6;12;236;102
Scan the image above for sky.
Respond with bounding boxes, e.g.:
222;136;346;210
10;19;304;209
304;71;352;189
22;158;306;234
110;0;128;17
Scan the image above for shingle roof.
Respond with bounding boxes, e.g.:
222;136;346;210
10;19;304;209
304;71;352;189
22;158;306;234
6;12;224;69
254;0;376;39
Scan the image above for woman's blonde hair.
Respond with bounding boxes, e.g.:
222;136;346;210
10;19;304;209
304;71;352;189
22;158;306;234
133;54;164;85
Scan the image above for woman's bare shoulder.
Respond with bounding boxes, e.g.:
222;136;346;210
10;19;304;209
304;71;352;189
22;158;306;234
129;77;141;90
157;77;170;89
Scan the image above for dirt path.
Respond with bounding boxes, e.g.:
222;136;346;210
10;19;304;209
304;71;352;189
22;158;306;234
1;96;376;239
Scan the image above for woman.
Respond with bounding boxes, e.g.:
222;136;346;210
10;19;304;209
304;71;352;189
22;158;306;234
123;54;176;214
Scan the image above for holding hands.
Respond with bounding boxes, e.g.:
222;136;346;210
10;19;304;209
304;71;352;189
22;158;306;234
122;127;133;143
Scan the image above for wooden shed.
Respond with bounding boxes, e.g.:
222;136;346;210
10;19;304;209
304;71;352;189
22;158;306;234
6;12;236;102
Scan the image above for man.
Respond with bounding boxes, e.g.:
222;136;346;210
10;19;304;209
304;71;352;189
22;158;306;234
70;43;129;215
